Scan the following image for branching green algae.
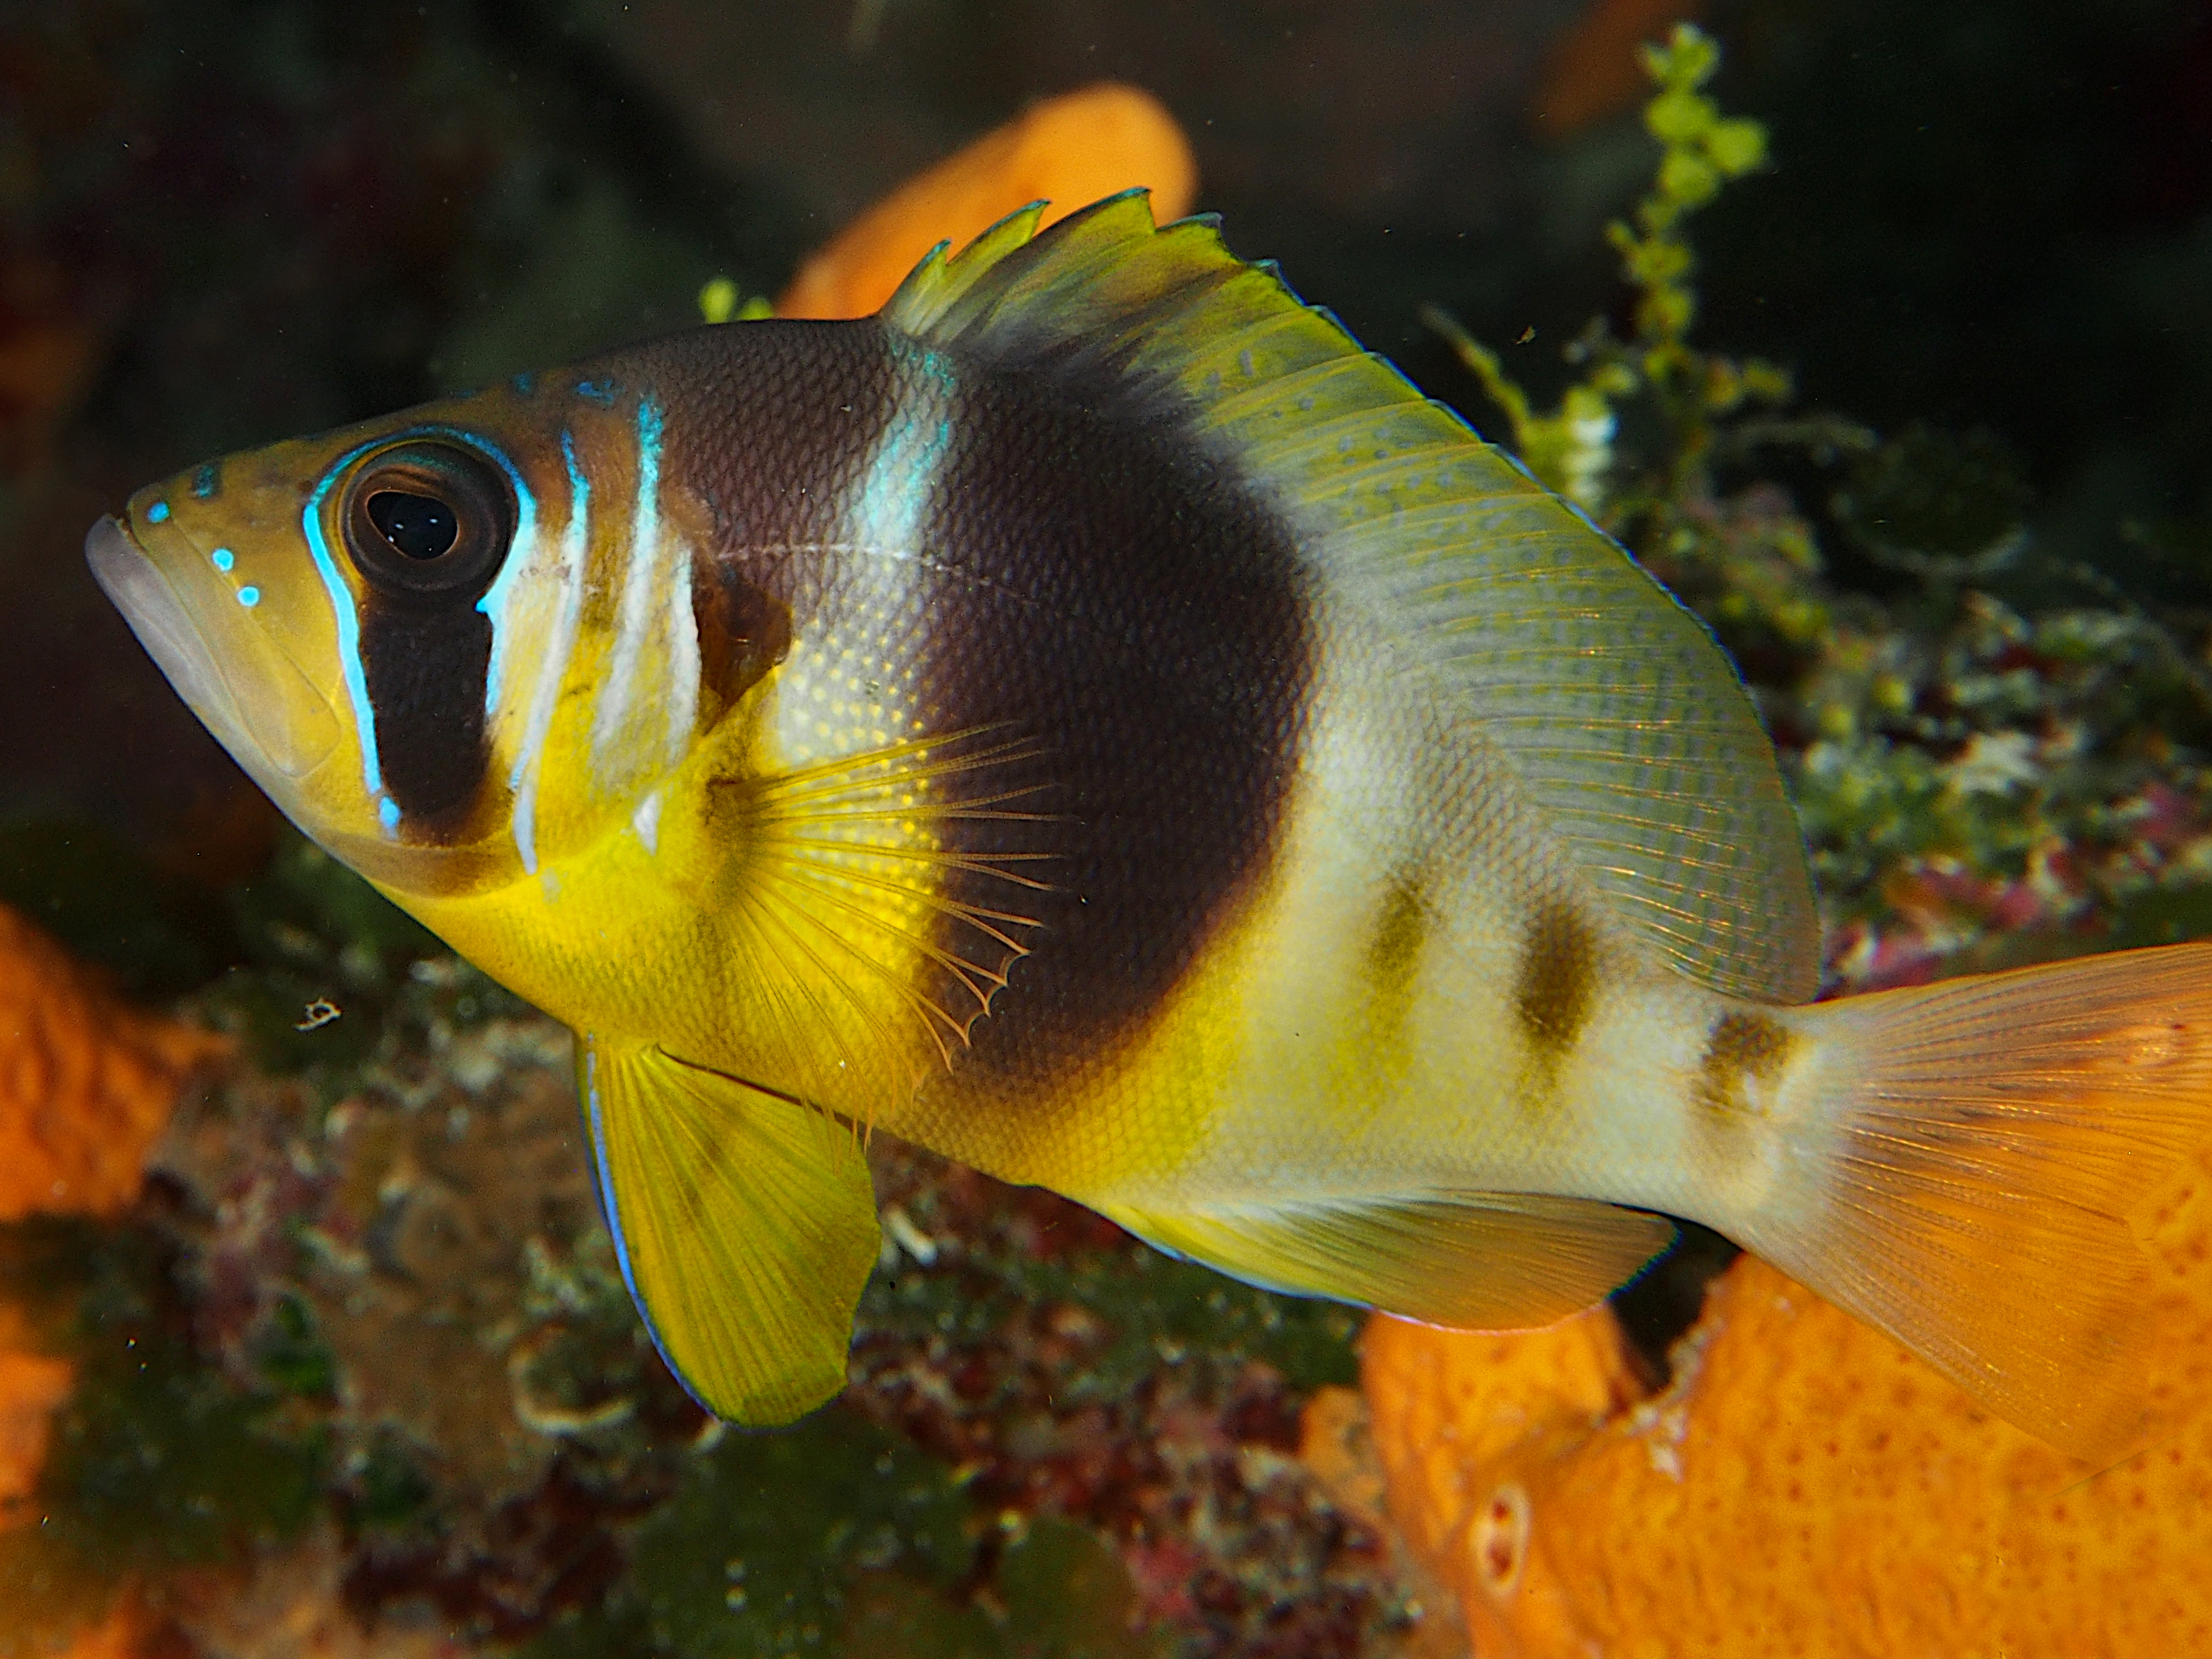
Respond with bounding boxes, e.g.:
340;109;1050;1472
1444;23;2212;997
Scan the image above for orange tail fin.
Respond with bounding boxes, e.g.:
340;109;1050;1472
1749;943;2212;1461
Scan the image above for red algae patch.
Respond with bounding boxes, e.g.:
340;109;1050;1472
1363;1150;2212;1657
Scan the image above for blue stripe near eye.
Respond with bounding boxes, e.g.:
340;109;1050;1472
433;426;538;719
191;465;219;499
302;435;389;800
635;396;663;526
561;429;590;523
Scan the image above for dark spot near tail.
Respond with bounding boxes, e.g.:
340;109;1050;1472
1515;898;1601;1060
1694;1010;1796;1122
1363;868;1432;1061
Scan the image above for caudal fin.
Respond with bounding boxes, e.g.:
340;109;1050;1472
1746;942;2212;1462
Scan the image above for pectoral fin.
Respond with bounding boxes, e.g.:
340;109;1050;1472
578;1032;882;1425
1102;1191;1674;1329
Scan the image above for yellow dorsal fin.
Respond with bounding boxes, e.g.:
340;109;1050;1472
882;192;1819;1003
580;1033;880;1425
1102;1191;1674;1329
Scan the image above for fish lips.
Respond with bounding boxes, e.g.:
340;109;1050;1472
86;513;339;782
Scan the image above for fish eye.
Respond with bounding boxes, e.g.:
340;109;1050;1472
339;439;515;602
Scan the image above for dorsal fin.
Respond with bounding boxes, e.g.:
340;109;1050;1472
883;192;1819;1002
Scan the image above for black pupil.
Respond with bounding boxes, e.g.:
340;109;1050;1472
367;490;459;560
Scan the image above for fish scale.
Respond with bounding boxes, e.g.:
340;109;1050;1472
89;190;2212;1456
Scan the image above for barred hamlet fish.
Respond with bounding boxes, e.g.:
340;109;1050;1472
89;194;2212;1458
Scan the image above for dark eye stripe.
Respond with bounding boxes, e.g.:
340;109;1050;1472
293;424;539;840
331;429;525;841
360;602;495;839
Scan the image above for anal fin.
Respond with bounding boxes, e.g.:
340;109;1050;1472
1101;1191;1674;1329
579;1033;881;1425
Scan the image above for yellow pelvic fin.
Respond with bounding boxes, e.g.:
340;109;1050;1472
1754;942;2212;1462
880;190;1818;1002
1102;1191;1674;1329
579;1033;880;1425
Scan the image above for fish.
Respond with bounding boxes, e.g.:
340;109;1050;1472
87;192;2212;1458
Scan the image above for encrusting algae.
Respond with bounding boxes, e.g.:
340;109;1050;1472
1359;1136;2212;1657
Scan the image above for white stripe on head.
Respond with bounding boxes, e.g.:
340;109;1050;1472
508;429;592;874
759;342;958;784
590;394;665;776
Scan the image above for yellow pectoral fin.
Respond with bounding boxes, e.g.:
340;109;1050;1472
1102;1192;1674;1330
579;1033;882;1425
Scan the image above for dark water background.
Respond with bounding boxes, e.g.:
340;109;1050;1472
5;0;2208;872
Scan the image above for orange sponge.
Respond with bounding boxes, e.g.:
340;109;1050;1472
777;83;1197;321
1364;1150;2212;1656
0;904;223;1221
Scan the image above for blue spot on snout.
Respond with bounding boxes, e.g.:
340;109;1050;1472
237;585;260;607
146;500;170;523
211;547;234;572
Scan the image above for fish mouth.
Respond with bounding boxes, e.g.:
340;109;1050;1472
86;514;338;780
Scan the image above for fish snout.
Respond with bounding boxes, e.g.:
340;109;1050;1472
86;513;339;781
